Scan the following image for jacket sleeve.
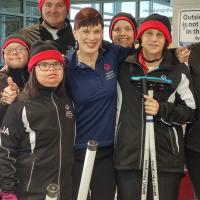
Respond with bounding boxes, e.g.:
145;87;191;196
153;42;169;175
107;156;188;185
0;73;9;126
112;44;136;65
156;65;196;125
0;101;25;193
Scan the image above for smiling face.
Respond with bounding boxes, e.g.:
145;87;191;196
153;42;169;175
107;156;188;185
73;23;103;56
3;42;29;69
35;59;64;87
141;29;166;58
42;0;67;28
112;20;135;47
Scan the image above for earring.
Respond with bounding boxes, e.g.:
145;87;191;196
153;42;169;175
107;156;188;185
75;40;79;50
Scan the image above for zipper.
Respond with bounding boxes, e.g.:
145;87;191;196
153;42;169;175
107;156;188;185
130;61;146;169
51;92;62;200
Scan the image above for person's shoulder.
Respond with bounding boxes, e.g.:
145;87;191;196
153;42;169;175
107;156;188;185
102;43;124;53
19;23;40;34
65;48;77;69
170;62;190;77
102;40;112;51
66;48;76;59
10;91;31;112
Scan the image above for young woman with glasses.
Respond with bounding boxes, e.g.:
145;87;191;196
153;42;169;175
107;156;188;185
0;40;75;200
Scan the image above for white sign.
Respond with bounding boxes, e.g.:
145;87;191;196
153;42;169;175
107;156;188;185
178;9;200;46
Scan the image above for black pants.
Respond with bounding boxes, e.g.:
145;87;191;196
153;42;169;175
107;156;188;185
116;169;182;200
72;146;116;200
185;148;200;199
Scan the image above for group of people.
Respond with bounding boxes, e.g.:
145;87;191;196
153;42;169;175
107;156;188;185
0;0;199;200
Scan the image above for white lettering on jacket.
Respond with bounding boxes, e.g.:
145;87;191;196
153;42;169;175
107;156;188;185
65;105;73;119
0;126;10;135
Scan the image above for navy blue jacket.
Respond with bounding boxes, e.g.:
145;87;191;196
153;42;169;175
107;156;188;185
66;45;133;148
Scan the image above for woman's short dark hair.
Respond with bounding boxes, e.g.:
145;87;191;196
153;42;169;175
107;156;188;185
24;67;66;98
74;7;104;30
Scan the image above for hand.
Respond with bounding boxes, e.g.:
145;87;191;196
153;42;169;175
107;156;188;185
0;77;19;104
175;47;190;63
144;95;159;116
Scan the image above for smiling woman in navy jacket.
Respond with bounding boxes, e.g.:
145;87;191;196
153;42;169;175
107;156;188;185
65;7;134;200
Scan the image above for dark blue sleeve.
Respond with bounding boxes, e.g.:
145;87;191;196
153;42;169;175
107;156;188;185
112;44;135;65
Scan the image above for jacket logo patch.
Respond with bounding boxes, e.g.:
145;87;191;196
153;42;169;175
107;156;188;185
161;75;167;79
104;64;116;80
65;105;73;119
104;63;111;72
0;126;10;136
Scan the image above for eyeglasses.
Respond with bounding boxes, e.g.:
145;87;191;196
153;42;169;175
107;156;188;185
113;26;133;33
37;61;63;71
4;46;27;55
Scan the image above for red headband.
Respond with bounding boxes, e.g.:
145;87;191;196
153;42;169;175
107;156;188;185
137;20;172;45
2;38;30;52
109;16;137;41
38;0;70;11
28;50;64;72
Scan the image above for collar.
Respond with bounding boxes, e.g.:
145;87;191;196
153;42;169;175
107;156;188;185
67;48;106;70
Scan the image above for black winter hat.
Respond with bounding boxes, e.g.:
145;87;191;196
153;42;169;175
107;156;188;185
28;40;64;72
137;13;172;46
109;12;137;41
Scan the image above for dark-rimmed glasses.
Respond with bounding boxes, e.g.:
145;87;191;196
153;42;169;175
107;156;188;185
4;46;27;55
36;61;63;71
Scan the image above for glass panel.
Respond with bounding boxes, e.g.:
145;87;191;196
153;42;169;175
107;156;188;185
104;25;111;42
26;1;40;16
140;1;150;18
70;4;100;21
103;3;114;20
153;2;173;17
0;0;23;14
28;0;37;2
121;2;136;17
0;15;23;65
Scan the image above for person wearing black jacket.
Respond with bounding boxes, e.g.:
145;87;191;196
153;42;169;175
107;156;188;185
114;14;196;200
0;34;30;125
19;0;75;55
185;42;200;198
0;40;75;200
